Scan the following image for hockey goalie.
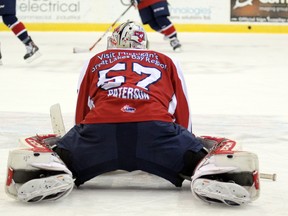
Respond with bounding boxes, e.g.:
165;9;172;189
5;20;260;205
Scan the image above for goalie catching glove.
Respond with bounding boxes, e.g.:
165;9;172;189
5;135;74;202
191;136;260;206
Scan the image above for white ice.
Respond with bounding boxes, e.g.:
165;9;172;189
0;31;288;215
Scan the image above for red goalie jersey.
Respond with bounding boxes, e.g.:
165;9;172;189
75;48;192;132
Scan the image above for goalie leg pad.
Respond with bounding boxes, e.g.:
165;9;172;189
191;140;260;206
6;136;74;202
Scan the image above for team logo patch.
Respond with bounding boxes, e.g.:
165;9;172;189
134;31;145;42
121;105;136;113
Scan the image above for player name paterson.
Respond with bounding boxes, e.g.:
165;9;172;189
107;87;150;100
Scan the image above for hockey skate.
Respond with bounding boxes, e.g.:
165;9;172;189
170;37;182;51
24;39;41;63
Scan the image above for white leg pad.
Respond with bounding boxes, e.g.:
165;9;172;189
6;135;74;202
191;147;260;206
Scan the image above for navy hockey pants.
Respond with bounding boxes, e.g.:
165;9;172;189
56;121;203;187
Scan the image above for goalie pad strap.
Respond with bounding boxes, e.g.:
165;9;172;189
12;169;65;183
202;171;255;186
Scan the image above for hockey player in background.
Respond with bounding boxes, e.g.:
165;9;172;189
131;0;182;51
5;21;260;206
0;0;40;62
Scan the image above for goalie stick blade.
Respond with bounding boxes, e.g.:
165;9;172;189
73;47;90;53
50;103;66;136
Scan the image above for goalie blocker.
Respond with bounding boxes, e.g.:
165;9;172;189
191;136;260;206
5;134;74;202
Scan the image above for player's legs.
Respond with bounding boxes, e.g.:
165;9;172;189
55;124;120;186
55;121;205;187
135;121;204;186
2;15;40;61
2;15;30;43
138;2;181;50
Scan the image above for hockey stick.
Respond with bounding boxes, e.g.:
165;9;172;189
73;4;133;53
50;103;66;136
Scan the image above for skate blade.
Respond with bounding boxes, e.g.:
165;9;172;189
25;51;42;63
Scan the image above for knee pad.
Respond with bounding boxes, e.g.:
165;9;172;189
5;136;74;202
191;138;260;206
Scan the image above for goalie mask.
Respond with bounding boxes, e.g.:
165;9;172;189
107;21;148;49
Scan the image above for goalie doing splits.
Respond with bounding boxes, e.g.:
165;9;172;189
6;21;260;206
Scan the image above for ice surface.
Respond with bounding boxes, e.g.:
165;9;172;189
0;31;287;215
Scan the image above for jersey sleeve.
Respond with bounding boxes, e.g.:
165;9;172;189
75;60;92;124
169;58;193;132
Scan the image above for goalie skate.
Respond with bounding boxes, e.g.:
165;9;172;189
17;174;74;202
193;178;250;206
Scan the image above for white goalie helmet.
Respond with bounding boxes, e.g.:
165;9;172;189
107;20;148;49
